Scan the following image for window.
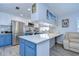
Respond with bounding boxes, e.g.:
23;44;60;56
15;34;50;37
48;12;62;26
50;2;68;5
40;27;49;32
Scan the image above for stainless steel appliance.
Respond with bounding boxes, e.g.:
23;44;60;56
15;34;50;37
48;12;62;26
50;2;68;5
12;20;24;45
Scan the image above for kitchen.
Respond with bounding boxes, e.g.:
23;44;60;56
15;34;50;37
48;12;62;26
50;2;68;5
0;3;79;56
0;16;61;56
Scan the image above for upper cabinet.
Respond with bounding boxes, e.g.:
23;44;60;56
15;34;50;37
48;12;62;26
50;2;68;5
0;13;11;25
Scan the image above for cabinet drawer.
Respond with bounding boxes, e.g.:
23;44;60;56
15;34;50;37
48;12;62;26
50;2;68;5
20;39;36;49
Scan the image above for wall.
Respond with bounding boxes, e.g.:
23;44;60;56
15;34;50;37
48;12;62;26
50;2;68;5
0;12;30;33
31;4;47;21
0;12;11;33
31;3;58;34
31;3;56;24
31;4;79;44
0;12;11;25
37;4;48;21
57;13;79;44
0;12;29;25
31;4;48;21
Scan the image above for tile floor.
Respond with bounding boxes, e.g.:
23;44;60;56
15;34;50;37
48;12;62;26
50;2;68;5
0;44;79;56
50;44;79;56
0;45;19;56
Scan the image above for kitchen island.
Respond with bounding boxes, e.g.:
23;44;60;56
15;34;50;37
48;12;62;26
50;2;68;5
19;33;62;56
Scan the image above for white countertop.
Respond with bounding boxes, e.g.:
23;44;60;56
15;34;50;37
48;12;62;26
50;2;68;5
19;33;62;44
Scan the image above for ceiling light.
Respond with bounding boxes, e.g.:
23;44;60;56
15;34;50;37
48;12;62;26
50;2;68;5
27;8;31;11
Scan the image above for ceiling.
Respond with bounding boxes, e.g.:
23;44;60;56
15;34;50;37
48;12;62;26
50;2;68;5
0;3;79;19
47;3;79;16
0;3;32;19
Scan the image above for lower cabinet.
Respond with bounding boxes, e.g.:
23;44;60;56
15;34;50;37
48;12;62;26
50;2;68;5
0;34;12;47
25;46;36;56
19;38;50;56
4;34;12;45
19;39;36;56
20;43;25;56
0;37;4;46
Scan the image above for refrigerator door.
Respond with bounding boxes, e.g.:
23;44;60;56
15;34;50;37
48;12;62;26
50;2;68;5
12;21;24;45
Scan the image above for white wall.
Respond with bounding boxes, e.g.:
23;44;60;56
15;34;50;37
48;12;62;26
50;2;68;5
37;4;48;21
31;4;48;21
57;13;79;44
31;3;56;24
0;12;11;25
0;12;31;33
58;15;77;34
0;12;11;33
0;12;30;25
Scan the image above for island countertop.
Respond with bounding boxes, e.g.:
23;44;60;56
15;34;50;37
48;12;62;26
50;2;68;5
19;33;62;44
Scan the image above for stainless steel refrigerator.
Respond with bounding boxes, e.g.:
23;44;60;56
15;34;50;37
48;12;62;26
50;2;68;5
11;20;24;45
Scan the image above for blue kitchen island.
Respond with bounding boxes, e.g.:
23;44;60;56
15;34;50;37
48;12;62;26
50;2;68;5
19;33;62;56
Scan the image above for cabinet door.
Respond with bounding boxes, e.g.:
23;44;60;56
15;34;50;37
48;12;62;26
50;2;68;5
0;35;4;46
25;46;36;56
4;34;12;45
19;39;25;56
0;34;12;47
19;39;36;56
19;43;25;56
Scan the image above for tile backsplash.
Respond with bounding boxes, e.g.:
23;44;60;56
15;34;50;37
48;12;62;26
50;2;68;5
0;25;11;33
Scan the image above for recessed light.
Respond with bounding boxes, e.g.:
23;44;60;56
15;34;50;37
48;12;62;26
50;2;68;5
16;6;20;10
27;8;31;11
